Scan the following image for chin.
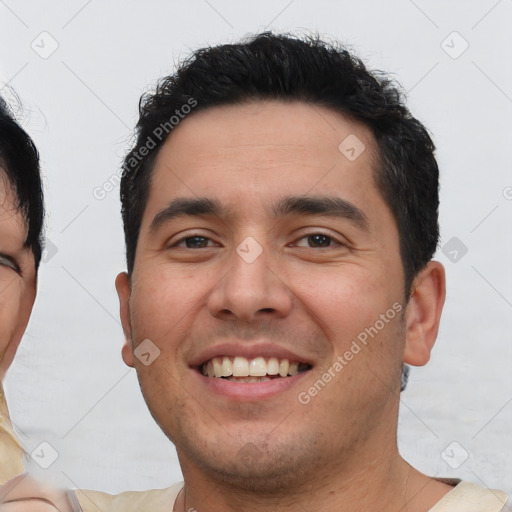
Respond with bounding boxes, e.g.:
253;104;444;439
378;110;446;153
177;430;320;493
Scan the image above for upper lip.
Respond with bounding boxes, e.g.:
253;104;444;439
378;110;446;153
189;342;315;368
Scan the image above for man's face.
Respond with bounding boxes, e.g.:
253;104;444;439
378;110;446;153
117;101;417;488
0;175;36;379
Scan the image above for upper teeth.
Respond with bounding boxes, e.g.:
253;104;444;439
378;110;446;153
202;356;302;378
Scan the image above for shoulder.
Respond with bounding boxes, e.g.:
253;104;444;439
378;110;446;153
75;481;184;512
0;383;24;484
429;480;508;512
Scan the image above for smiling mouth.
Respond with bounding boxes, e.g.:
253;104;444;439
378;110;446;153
199;356;312;383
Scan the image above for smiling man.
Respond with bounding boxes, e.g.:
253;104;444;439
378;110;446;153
109;33;507;511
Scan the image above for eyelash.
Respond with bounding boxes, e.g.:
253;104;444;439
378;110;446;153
170;231;344;249
0;254;21;274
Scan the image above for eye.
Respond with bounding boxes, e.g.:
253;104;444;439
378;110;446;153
172;235;219;249
293;232;342;248
0;253;21;273
304;233;332;248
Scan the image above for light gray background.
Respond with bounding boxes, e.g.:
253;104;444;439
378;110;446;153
1;0;511;495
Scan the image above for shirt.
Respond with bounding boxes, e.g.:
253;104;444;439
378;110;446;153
75;480;509;512
0;383;23;484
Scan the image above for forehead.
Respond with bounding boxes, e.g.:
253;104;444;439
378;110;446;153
146;101;380;216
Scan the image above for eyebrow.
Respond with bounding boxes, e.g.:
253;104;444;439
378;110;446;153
272;195;369;230
150;198;226;233
149;195;369;233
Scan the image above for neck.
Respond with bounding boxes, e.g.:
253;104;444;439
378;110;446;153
175;443;448;512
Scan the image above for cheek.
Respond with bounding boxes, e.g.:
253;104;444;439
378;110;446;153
130;266;209;341
296;265;398;341
0;316;12;358
0;283;21;357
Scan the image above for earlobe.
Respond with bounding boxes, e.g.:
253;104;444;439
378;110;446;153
403;261;446;367
115;272;135;368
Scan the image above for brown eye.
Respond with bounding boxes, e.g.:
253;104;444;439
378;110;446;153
307;234;332;247
172;234;219;249
293;232;342;249
184;236;210;248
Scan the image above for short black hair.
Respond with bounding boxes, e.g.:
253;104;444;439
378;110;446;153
121;32;439;293
0;93;45;268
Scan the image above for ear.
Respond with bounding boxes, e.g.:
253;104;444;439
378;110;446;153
403;261;446;366
115;272;135;368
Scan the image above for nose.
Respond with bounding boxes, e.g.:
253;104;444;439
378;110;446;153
207;239;293;323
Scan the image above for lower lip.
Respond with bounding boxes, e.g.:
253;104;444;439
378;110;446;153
195;371;309;401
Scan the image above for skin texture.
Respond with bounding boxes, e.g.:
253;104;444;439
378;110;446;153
116;101;449;512
0;174;37;380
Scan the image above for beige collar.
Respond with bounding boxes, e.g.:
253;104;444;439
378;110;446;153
428;480;508;512
0;382;24;483
169;480;508;512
